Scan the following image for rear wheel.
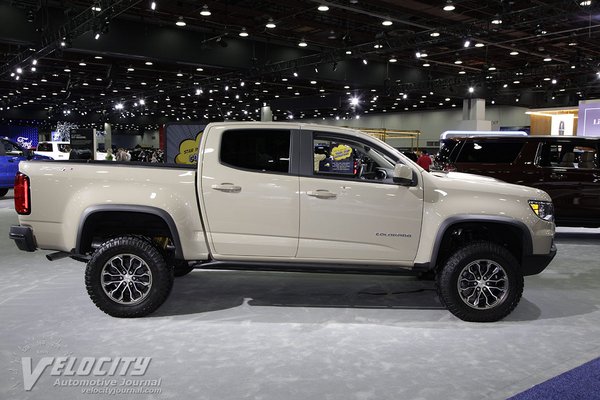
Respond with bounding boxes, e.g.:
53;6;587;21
436;242;523;322
85;236;174;317
0;188;8;197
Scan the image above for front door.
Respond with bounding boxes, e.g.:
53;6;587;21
297;131;423;262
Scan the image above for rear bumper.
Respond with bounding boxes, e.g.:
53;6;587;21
9;225;37;252
522;243;557;276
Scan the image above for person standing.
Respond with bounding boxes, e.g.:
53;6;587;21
417;149;432;171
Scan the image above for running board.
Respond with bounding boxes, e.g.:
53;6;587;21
192;260;419;276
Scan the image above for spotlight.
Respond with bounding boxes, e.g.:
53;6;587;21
463;38;471;48
362;59;368;65
200;4;211;16
150;1;156;10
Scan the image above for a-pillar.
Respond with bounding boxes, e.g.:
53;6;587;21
457;98;491;131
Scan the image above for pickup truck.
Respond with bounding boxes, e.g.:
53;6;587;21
9;122;557;322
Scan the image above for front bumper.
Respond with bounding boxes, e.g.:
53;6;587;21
522;243;557;276
9;225;37;252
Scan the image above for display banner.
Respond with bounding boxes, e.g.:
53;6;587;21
550;114;574;136
577;102;600;137
165;124;206;164
70;128;96;160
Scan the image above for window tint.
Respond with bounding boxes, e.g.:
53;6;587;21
220;129;290;173
456;141;524;163
537;142;598;169
37;143;52;152
313;135;395;182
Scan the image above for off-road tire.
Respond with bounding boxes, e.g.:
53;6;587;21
436;241;523;322
85;235;174;317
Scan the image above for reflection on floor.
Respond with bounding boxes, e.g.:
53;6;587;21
1;191;599;400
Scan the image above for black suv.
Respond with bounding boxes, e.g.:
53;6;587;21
439;135;600;228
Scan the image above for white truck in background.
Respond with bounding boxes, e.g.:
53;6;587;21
10;122;556;322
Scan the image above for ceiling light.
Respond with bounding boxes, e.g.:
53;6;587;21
362;59;368;65
491;18;502;25
488;66;496;71
127;66;134;71
94;56;103;59
266;18;276;28
176;71;183;77
79;61;86;66
568;42;577;46
458;70;466;74
513;80;520;84
94;32;100;40
463;39;471;48
423;63;430;67
200;4;211;16
430;32;440;37
454;60;462;64
16;67;22;74
443;1;455;11
145;61;153;66
115;103;124;110
298;39;307;47
389;57;397;63
150;1;156;11
345;50;352;55
176;16;186;26
543;57;552;62
468;87;474;93
510;51;519;56
580;0;592;5
318;4;329;11
382;19;393;26
474;43;485;48
239;27;248;37
551;79;557;84
310;80;317;84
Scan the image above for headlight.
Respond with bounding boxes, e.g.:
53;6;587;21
528;200;554;221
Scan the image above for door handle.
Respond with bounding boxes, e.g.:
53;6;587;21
307;190;337;199
211;183;242;193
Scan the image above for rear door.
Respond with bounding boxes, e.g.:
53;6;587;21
200;125;300;258
535;139;600;226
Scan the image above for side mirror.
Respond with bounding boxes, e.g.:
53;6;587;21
393;163;416;186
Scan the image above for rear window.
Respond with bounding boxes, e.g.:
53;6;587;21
220;129;290;173
456;141;524;163
37;143;52;152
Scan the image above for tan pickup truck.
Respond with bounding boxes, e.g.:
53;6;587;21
9;122;556;322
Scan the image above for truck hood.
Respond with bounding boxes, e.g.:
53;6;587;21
427;170;551;202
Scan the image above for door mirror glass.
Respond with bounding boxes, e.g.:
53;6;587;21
393;163;415;185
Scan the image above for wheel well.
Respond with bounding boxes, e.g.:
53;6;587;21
435;222;524;270
78;211;179;258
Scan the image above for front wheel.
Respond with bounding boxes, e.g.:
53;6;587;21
436;242;523;322
85;236;174;317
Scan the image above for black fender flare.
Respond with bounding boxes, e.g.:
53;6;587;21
75;204;184;259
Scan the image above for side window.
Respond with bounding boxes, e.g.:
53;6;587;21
3;140;23;156
37;143;52;152
0;140;6;156
456;140;524;163
313;134;395;182
538;142;598;169
58;144;71;153
220;129;290;173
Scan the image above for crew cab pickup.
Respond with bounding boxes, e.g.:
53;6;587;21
9;122;557;322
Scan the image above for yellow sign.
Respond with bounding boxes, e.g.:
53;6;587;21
331;144;352;160
175;132;203;164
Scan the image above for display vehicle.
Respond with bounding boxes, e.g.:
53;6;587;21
0;137;50;198
439;135;600;227
9;123;556;322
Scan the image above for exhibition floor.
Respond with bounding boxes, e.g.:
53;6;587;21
1;190;599;400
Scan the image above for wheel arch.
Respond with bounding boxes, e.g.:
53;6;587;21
76;205;183;259
429;215;533;272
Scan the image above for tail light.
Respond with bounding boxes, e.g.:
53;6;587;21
14;172;31;215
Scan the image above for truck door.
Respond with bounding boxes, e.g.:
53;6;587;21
200;126;300;258
297;131;423;262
